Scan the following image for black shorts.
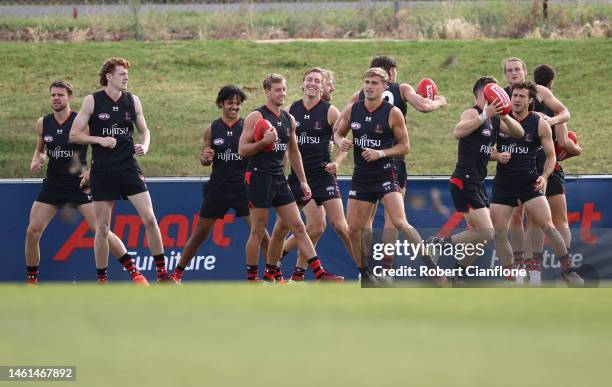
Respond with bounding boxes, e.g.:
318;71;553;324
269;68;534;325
395;158;407;189
546;166;565;196
36;183;91;207
536;150;565;196
349;172;399;203
288;172;340;207
90;165;148;201
449;177;489;213
245;171;295;209
492;174;543;207
199;183;249;219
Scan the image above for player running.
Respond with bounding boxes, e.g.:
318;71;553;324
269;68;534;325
490;81;583;286
428;77;523;283
238;73;343;283
171;85;271;283
336;67;442;285
70;58;177;283
26;80;144;285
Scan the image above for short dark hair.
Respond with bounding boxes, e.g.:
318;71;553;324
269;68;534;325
472;76;498;97
511;81;538;101
369;55;397;78
49;80;73;96
534;64;555;87
215;85;247;108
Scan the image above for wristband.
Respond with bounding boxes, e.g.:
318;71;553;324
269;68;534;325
479;110;487;124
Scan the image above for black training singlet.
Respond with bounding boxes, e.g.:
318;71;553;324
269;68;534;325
289;99;332;177
496;112;541;179
350;101;396;178
209;118;247;190
452;105;499;184
42;111;87;190
88;90;137;172
246;105;292;176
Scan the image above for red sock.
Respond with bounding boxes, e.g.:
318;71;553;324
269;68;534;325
307;257;325;279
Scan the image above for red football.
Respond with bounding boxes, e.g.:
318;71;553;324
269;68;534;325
253;118;275;152
483;83;511;115
555;130;578;161
416;78;437;100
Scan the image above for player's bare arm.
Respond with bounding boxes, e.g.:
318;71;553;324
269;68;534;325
30;117;46;173
536;119;556;191
69;95;116;149
401;83;447;112
499;112;524;138
537;85;570;126
200;124;214;166
133;95;150;156
333;103;353;152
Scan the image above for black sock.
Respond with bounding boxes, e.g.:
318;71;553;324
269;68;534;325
97;267;108;281
27;265;39;280
246;265;258;280
175;264;186;273
153;254;167;276
118;253;138;275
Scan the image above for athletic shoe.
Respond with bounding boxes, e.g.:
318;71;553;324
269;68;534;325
26;278;38;286
170;271;183;284
528;270;542;287
514;263;526;286
97;278;108;285
247;278;264;284
157;272;181;285
562;270;584;287
289;274;305;282
318;271;344;283
425;236;443;265
132;272;150;287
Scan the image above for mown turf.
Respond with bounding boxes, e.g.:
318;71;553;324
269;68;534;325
1;284;611;387
1;39;610;178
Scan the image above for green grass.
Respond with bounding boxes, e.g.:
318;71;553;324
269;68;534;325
1;39;611;178
1;284;611;386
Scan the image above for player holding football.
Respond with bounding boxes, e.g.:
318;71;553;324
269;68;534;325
502;57;582;285
26;80;143;284
262;68;357;282
428;77;523;281
70;58;177;283
170;85;271;283
238;73;343;282
489;81;582;286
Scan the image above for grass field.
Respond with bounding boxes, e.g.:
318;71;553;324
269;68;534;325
1;39;611;178
1;284;611;387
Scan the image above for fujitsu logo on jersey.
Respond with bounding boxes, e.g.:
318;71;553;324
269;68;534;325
500;143;529;154
102;123;129;136
272;140;288;152
48;146;74;159
297;131;320;145
217;148;242;161
479;144;493;154
354;135;381;148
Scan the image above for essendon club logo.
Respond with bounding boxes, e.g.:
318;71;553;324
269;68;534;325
53;213;238;261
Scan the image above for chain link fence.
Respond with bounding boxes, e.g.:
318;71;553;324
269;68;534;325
0;1;609;40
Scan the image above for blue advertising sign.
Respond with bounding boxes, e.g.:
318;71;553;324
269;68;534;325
1;176;609;282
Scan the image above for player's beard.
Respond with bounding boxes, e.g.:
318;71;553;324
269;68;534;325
52;103;67;112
